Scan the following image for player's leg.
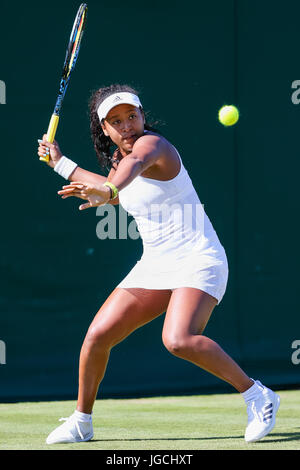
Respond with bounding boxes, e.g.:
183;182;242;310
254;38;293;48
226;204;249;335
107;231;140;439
162;287;253;392
46;287;171;444
77;287;172;414
162;287;280;442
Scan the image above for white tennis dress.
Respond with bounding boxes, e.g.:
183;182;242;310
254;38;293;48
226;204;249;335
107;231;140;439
117;146;228;304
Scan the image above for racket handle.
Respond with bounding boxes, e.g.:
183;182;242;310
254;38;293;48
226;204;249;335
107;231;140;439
39;114;60;162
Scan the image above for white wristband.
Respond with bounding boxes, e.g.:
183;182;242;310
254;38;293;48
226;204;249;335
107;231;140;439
54;156;78;180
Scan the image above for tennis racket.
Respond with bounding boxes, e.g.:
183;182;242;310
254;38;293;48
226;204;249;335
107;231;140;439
40;3;88;162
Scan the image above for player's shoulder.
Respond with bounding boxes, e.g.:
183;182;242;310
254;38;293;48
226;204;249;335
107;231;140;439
138;131;161;142
134;131;169;151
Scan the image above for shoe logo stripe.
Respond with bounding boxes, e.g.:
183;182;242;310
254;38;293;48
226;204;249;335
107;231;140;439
263;403;273;422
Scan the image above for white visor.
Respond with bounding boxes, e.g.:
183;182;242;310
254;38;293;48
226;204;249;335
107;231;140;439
97;92;142;122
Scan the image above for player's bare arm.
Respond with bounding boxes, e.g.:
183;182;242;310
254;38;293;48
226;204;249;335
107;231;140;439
57;135;163;210
37;136;120;206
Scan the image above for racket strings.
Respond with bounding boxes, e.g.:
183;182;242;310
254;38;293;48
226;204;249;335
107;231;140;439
65;8;87;78
52;4;87;115
68;15;86;73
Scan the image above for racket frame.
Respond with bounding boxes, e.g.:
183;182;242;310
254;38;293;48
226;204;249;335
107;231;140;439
40;3;87;162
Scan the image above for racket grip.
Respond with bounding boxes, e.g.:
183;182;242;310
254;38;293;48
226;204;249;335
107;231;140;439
39;114;60;162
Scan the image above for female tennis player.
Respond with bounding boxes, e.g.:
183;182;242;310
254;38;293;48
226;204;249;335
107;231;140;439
38;84;280;444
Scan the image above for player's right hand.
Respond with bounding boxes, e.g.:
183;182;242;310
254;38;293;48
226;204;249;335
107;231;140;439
57;181;111;210
37;135;63;168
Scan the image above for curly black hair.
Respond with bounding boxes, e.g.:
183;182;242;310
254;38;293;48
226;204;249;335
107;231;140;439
89;84;159;171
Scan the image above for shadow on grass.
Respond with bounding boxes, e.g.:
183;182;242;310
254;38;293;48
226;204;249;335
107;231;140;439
254;432;300;444
91;436;244;442
90;432;300;443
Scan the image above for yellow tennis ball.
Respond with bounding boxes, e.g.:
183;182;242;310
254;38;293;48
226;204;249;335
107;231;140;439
218;105;239;126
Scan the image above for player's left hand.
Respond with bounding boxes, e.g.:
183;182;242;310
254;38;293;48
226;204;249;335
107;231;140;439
57;181;111;210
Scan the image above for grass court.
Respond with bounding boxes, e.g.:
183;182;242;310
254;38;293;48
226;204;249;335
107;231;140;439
0;389;299;450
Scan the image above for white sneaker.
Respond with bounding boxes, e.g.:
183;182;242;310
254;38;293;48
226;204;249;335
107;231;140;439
46;412;94;444
245;381;280;443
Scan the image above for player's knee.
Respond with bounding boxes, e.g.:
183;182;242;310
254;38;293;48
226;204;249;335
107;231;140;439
84;324;113;350
162;333;190;357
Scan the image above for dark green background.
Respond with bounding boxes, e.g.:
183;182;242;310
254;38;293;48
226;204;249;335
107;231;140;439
0;0;299;400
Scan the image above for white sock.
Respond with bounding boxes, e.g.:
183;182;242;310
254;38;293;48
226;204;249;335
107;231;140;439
242;379;263;404
74;410;92;422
